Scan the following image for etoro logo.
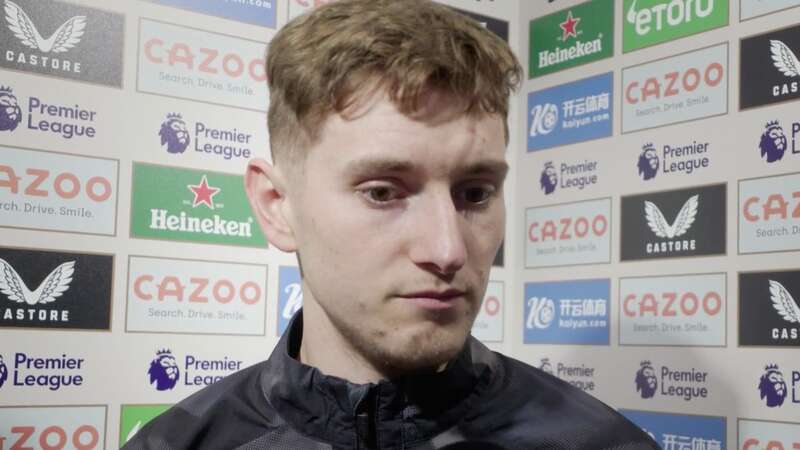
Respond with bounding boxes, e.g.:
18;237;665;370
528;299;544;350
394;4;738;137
160;113;189;154
634;360;710;401
0;257;74;306
148;349;179;391
0;355;7;388
623;0;728;53
0;0;124;86
622;43;728;133
620;273;726;346
130;163;266;247
741;24;800;109
0;86;21;131
4;0;86;54
120;404;171;445
528;0;614;78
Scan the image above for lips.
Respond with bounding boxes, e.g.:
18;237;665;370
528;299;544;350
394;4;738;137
398;289;465;311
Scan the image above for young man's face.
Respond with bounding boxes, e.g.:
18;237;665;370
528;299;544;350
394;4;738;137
277;90;506;374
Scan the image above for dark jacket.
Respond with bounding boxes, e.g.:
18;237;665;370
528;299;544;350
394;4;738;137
124;312;659;450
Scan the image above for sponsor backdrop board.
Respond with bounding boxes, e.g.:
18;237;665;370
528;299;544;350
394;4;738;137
2;0;799;448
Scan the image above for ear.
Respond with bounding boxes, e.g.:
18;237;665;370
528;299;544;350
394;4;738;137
245;158;297;252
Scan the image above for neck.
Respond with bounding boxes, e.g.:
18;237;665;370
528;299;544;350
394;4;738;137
298;295;389;385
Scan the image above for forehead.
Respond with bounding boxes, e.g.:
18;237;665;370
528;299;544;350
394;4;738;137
307;90;506;174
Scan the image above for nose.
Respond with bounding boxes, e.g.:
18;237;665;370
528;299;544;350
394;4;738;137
408;189;468;276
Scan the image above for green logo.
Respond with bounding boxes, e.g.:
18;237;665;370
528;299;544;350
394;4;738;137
131;163;267;247
623;0;729;53
119;404;171;446
529;0;614;79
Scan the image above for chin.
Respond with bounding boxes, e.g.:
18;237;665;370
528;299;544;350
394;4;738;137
378;321;472;374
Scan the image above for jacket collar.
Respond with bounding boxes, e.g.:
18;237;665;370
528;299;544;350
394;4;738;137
260;310;495;448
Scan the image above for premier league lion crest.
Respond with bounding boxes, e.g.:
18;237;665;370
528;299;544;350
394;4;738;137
637;143;659;181
539;162;557;195
0;87;22;132
159;113;190;154
759;364;788;407
148;349;180;391
0;355;8;388
539;358;554;375
635;361;658;399
759;121;787;163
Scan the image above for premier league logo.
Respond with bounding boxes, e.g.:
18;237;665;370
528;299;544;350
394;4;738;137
539;358;554;375
759;121;787;163
159;113;190;154
759;364;788;407
0;86;22;132
637;143;659;181
0;355;7;388
635;360;658;399
539;162;558;195
148;349;179;391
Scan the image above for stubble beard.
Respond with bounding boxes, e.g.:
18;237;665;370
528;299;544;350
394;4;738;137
320;299;479;378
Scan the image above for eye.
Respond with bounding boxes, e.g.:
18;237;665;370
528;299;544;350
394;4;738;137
455;183;496;209
358;183;405;206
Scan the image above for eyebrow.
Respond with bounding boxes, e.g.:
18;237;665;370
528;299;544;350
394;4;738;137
343;157;509;180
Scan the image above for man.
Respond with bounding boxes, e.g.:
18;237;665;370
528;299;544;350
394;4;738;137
124;1;658;448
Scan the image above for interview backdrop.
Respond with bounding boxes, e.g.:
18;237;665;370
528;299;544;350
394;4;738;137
0;0;798;449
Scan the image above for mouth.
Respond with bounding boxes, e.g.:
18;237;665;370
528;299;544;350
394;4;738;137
397;289;465;311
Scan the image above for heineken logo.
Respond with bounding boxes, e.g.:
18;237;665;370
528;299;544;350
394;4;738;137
130;163;266;248
148;210;253;237
529;0;614;78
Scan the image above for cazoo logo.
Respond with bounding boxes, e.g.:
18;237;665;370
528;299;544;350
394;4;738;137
137;19;267;111
526;198;611;268
127;256;267;336
619;273;726;346
622;43;728;133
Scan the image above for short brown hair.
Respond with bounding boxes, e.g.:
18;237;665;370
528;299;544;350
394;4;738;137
266;0;522;166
